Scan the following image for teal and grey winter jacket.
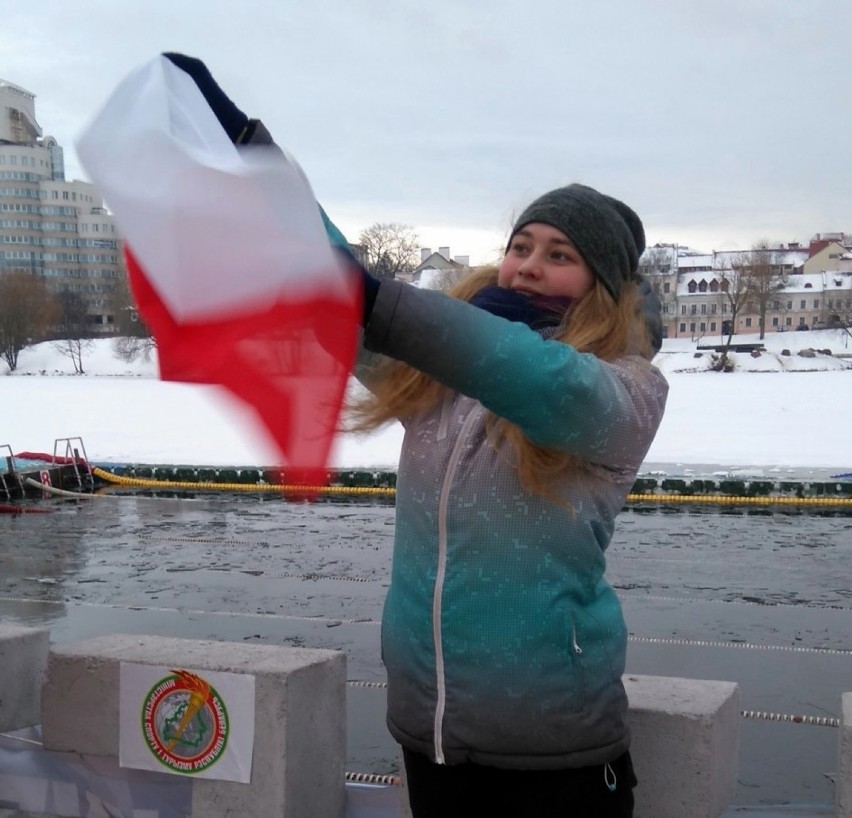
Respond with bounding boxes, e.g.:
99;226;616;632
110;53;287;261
360;278;668;771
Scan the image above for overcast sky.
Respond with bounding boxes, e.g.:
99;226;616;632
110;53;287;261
2;0;850;264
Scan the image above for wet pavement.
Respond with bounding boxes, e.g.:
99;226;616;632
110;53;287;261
1;492;851;809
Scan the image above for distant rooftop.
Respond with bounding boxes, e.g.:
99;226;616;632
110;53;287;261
0;79;36;99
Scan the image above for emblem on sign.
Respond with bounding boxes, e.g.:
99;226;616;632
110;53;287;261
141;669;229;774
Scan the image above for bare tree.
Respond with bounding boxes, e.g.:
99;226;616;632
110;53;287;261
113;333;157;363
0;273;59;371
357;223;419;279
53;291;93;374
110;271;157;362
111;271;151;339
739;240;787;340
825;289;852;344
712;259;749;372
637;245;674;279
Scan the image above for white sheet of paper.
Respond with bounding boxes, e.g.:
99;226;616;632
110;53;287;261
76;55;347;321
119;662;255;783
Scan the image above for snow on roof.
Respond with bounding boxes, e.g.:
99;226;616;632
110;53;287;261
677;255;713;269
675;275;720;296
827;274;852;291
709;248;809;269
415;268;444;289
674;269;852;296
783;273;829;293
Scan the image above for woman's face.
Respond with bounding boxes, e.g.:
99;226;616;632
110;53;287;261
498;223;595;299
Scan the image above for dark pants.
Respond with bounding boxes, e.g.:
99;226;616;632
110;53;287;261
402;748;637;818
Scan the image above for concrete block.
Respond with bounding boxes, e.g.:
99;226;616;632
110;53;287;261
396;674;739;818
41;634;347;818
838;692;852;817
0;623;49;731
626;674;740;818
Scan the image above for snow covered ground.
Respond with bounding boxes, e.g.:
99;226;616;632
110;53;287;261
1;329;850;476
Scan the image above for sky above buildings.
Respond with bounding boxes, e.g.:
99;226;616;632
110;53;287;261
2;0;850;264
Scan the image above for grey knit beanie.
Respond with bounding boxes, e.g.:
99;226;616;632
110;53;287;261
507;184;645;300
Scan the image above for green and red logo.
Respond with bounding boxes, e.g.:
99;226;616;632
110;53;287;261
141;669;229;774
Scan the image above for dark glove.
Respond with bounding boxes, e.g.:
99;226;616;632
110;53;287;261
162;52;253;143
637;276;663;356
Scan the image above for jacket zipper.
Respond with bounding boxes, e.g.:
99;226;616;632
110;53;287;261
432;408;479;764
571;620;583;655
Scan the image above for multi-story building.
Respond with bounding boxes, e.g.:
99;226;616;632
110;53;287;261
0;78;125;331
642;238;852;340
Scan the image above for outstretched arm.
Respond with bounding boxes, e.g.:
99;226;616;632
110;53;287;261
364;279;668;465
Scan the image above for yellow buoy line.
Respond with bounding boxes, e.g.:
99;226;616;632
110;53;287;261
91;467;395;496
89;467;852;507
627;492;852;507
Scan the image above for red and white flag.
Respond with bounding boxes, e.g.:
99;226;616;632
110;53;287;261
77;57;360;488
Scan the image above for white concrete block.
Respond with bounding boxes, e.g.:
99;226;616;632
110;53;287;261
0;623;49;731
838;692;852;818
395;674;739;818
41;634;347;818
626;674;740;818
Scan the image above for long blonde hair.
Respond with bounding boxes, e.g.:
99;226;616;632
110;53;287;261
348;267;651;496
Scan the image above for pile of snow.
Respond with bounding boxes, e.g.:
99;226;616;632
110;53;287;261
655;328;851;374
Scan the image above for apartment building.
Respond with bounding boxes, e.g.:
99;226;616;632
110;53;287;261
0;79;125;331
643;239;852;340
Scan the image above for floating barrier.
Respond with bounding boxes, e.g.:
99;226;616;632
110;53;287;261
91;465;852;508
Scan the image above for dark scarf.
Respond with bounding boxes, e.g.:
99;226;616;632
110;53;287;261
469;285;573;330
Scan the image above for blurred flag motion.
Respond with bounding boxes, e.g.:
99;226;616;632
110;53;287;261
77;56;361;486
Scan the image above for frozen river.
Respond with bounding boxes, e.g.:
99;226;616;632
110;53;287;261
1;492;851;808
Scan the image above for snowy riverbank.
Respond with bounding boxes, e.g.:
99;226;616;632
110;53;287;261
2;331;850;475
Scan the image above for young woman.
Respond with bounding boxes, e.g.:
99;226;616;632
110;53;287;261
350;184;668;817
165;55;668;817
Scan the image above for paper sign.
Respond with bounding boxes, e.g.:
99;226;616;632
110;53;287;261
120;662;255;782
